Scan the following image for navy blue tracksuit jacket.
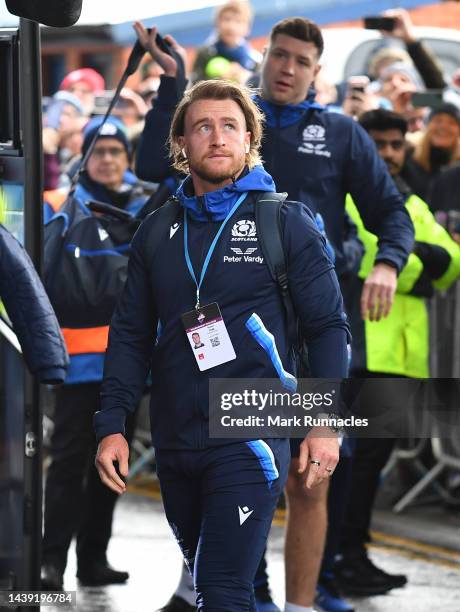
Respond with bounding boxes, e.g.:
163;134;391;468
94;166;349;610
127;76;414;608
95;165;349;448
135;76;414;278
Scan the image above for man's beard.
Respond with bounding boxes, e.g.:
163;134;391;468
190;154;245;185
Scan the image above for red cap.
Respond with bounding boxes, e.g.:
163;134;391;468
60;68;105;94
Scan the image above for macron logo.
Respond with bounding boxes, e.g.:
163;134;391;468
170;222;180;239
238;505;253;526
98;227;109;242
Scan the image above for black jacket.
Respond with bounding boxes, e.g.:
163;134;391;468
429;163;460;213
0;224;68;383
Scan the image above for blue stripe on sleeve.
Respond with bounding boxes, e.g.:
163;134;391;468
246;313;297;392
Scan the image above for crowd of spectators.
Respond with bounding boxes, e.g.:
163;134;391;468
42;6;460;220
40;3;460;612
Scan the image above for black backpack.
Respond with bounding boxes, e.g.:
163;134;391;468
44;196;141;328
45;191;299;353
43;183;179;329
142;191;298;347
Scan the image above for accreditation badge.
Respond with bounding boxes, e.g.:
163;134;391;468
181;303;236;371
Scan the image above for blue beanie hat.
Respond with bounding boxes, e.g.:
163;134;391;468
82;116;131;158
428;102;460;125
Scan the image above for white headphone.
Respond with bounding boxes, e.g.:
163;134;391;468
182;148;187;159
245;143;250;154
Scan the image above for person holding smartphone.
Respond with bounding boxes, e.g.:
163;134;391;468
363;8;446;127
341;75;380;119
365;8;445;91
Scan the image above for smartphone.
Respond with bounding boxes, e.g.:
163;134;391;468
347;75;370;94
412;90;445;109
363;16;396;32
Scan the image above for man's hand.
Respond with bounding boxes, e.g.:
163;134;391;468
95;433;129;495
298;427;339;489
389;84;417;115
133;22;187;77
342;89;379;119
42;127;59;154
361;262;397;321
382;8;415;44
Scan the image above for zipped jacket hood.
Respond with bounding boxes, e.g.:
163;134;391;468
176;165;275;222
255;96;323;129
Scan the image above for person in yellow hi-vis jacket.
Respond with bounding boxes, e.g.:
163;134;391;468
333;109;460;599
347;114;460;379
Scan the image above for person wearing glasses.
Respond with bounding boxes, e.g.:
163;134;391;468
41;116;149;591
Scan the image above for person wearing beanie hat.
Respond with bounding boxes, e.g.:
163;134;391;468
367;7;445;92
82;116;131;160
377;62;425;116
113;87;149;128
43;92;87;191
60;67;105;93
380;62;425;93
47;91;85;126
41;113;150;592
428;102;460;126
60;68;105;115
368;47;413;81
403;101;460;201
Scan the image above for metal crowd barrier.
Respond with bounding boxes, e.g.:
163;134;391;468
385;284;460;512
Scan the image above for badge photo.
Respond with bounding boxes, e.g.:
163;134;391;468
181;303;236;372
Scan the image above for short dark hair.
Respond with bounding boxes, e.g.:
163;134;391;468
270;17;324;57
359;109;408;136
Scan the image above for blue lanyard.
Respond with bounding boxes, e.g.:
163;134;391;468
183;191;248;309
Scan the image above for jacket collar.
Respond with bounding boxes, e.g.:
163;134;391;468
176;165;276;222
255;95;323;129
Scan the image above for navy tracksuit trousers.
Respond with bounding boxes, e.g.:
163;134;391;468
156;438;290;611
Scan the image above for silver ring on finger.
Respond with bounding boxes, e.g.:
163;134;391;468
310;459;321;466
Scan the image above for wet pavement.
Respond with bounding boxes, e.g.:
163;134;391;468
46;481;460;612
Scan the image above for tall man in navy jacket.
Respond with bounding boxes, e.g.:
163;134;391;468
94;79;349;611
133;16;414;612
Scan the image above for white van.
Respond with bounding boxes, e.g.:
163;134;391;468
320;26;460;84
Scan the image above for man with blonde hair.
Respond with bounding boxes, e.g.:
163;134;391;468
134;17;414;611
94;79;349;611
